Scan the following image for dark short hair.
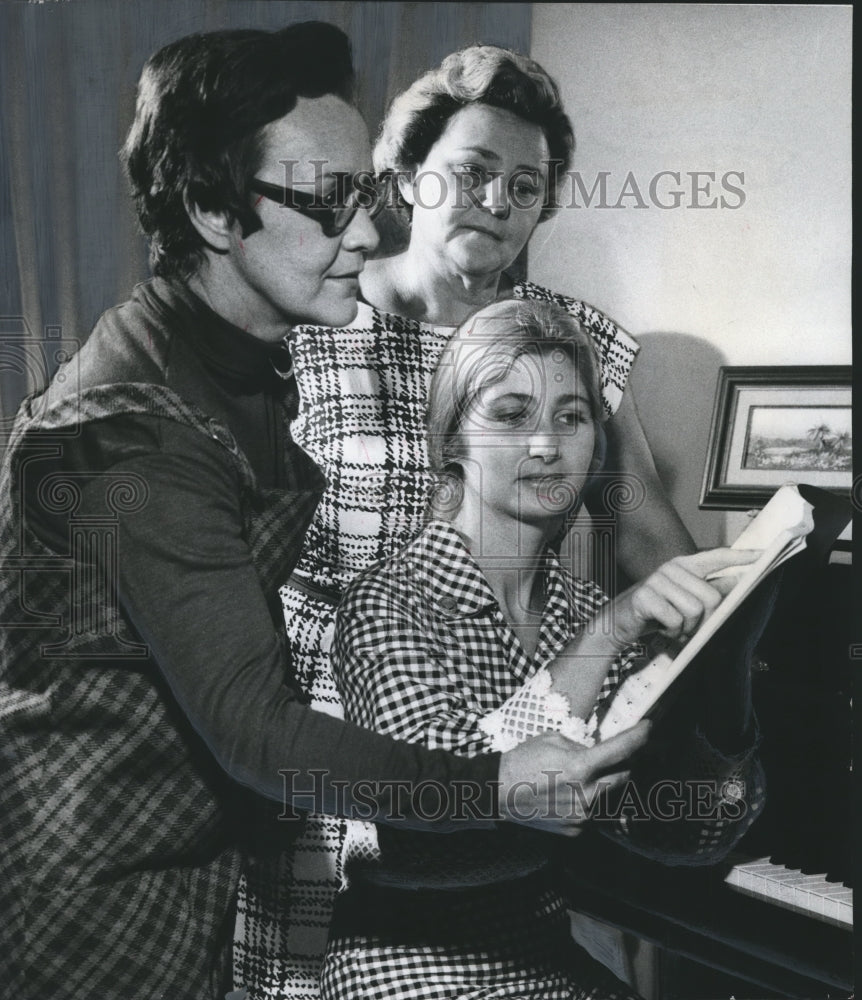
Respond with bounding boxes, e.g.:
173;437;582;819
374;45;574;220
427;299;605;516
122;21;355;279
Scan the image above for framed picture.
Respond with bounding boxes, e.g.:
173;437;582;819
700;366;852;510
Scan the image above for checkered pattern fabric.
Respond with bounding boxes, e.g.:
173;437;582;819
321;520;632;899
332;520;623;753
321;876;640;999
0;382;321;1000
322;945;638;1000
315;522;764;996
236;283;640;996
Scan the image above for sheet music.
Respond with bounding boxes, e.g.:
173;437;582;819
597;485;816;739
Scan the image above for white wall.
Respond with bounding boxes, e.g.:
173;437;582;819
529;3;852;545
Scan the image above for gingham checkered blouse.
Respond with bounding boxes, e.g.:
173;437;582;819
333;519;620;756
330;518;631;888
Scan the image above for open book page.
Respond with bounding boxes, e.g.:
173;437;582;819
596;484;816;740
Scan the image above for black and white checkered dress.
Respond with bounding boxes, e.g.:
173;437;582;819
319;519;640;999
234;283;640;997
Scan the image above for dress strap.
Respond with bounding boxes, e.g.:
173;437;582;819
283;573;342;606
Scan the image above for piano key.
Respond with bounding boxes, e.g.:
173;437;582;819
724;857;852;929
821;886;853;900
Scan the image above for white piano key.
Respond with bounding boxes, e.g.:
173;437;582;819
803;889;824;918
724;858;853;928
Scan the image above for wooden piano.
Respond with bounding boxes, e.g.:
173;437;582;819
564;538;854;998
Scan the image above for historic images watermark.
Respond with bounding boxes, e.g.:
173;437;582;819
1;318;151;657
278;768;748;824
0;318;80;436
560;170;745;210
276;159;747;212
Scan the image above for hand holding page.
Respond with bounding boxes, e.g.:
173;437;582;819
596;484;815;740
708;483;814;579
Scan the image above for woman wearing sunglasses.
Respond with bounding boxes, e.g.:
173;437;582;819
1;26;620;1000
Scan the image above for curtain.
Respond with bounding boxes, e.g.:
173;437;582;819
0;0;531;432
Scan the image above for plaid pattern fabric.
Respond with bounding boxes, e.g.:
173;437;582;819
0;381;322;1000
234;585;381;1000
510;282;638;419
236;286;640;997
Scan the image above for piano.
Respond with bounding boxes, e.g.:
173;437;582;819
563;839;853;999
564;533;854;998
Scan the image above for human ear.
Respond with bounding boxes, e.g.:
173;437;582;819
185;196;234;253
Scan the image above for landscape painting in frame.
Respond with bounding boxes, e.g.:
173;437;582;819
700;366;852;509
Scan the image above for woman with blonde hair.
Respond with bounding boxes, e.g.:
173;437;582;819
319;298;763;998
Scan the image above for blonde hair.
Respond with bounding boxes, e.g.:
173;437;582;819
426;299;605;515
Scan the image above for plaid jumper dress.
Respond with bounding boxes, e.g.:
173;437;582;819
0;380;323;1000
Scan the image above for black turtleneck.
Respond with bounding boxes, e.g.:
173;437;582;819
46;277;302;491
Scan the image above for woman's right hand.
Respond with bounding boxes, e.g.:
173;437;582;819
496;722;651;836
607;547;762;650
547;547;763;720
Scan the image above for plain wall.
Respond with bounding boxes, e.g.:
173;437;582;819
529;3;851;545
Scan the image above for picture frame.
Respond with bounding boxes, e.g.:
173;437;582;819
700;366;852;510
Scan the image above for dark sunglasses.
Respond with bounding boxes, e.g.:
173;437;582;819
249;173;384;237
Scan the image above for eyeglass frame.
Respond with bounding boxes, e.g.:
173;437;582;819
249;171;384;237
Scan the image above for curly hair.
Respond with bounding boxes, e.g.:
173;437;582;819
374;45;574;221
121;21;355;279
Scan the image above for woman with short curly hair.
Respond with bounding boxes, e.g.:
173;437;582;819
360;44;694;576
374;44;574;219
